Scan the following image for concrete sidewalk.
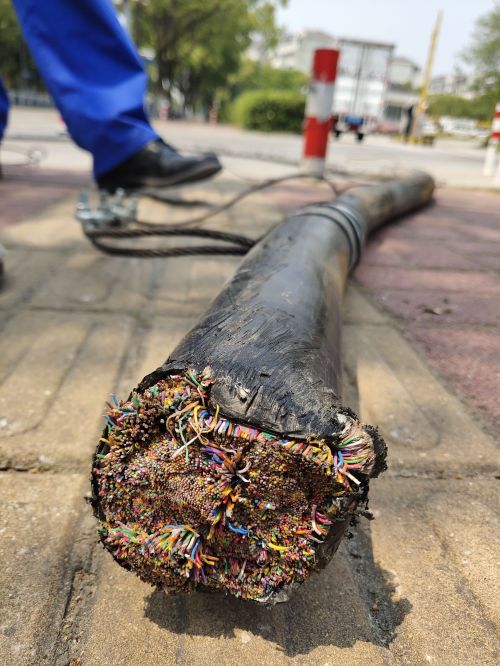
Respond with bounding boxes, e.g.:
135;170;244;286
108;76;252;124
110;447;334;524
0;168;499;665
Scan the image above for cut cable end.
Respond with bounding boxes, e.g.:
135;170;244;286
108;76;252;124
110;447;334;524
92;369;385;603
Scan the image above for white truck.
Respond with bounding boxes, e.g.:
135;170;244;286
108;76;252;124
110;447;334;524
332;38;394;141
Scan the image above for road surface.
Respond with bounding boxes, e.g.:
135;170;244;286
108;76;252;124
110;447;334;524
3;107;496;188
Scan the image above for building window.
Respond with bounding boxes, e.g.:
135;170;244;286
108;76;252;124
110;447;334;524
384;105;403;121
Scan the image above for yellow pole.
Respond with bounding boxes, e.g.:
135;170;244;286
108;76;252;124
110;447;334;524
410;10;443;143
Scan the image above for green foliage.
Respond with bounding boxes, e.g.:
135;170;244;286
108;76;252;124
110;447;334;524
0;0;42;89
229;59;307;96
217;59;306;122
463;4;500;90
132;0;286;110
428;93;496;122
428;95;473;118
0;0;286;111
0;0;22;86
461;4;500;119
232;89;305;132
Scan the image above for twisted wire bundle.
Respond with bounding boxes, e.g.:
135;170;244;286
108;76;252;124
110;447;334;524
93;369;377;601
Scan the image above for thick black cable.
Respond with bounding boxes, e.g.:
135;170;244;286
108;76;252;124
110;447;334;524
91;172;434;605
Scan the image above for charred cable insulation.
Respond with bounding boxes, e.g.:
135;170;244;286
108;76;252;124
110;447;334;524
91;170;435;604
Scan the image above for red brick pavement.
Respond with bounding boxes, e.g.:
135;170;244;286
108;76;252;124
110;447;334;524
0;167;88;228
353;187;500;431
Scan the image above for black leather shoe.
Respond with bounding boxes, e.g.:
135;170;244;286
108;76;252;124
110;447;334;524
97;139;222;192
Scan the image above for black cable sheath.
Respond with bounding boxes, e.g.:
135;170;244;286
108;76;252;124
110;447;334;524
140;171;435;436
92;170;435;604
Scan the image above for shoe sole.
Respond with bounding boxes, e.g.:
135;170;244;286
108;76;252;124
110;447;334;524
99;161;222;192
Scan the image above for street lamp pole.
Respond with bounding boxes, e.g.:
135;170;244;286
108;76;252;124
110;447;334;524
410;10;443;143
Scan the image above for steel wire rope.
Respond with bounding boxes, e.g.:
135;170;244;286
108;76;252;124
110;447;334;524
83;173;346;258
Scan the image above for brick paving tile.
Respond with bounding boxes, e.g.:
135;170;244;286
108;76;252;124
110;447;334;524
0;168;88;229
0;473;87;665
366;289;500;327
355;265;500;295
362;237;480;271
354;186;500;432
409;325;500;427
342;323;500;473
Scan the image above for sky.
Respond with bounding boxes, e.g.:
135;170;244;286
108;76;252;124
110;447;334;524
276;0;496;75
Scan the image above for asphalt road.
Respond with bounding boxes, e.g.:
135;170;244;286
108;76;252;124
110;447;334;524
2;106;496;188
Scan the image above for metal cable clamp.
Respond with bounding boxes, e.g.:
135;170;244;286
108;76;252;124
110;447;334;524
75;189;138;231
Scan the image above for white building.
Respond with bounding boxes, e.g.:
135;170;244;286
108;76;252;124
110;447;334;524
429;73;472;98
377;56;421;132
333;37;394;123
271;30;337;73
388;56;421;88
272;31;395;128
381;84;419;132
271;30;425;132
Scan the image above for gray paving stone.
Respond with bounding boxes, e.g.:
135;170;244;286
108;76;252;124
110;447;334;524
1;198;88;250
0;311;132;469
369;478;500;665
70;478;500;666
342;323;500;474
80;556;181;666
118;316;198;394
30;252;158;314
152;255;239;318
0;472;87;665
0;249;62;310
79;541;388;666
343;285;386;324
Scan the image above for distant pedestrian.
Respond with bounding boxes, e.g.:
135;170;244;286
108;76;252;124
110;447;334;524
403;105;414;142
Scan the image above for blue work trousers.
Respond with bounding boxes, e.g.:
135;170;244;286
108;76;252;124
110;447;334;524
1;0;158;177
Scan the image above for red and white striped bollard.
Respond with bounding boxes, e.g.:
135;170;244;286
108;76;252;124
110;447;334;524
483;102;500;177
302;48;339;176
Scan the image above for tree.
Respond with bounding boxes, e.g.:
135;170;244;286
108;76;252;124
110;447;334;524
216;58;306;122
428;94;472;118
0;0;286;108
132;0;286;110
462;4;500;117
427;94;495;122
0;0;43;89
227;59;307;97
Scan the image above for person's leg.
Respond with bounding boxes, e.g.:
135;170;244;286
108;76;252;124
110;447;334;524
0;77;7;270
11;0;158;178
0;76;9;143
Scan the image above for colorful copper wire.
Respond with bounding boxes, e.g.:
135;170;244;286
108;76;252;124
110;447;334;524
94;369;375;600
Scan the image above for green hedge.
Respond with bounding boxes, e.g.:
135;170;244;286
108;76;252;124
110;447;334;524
232;90;306;133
